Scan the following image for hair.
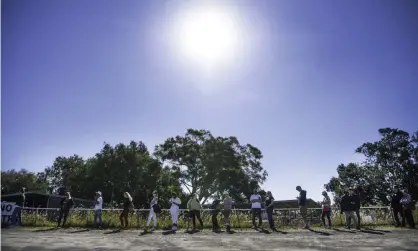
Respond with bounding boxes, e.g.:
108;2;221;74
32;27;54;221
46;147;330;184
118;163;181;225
322;191;328;197
124;192;133;202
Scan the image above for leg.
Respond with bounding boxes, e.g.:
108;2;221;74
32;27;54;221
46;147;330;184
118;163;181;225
251;209;257;227
211;211;219;230
404;210;415;228
344;211;350;228
267;208;274;229
351;211;359;229
196;211;204;228
321;211;326;226
62;210;69;227
124;211;129;228
94;210;98;226
393;208;401;226
223;210;231;230
257;209;262;227
57;210;63;227
300;206;308;228
120;212;125;227
356;210;361;227
326;212;332;227
400;209;406;227
191;210;197;229
146;208;153;227
152;211;157;228
98;210;102;227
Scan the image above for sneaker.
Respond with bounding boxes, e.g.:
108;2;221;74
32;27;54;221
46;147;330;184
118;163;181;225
356;227;361;230
150;227;155;232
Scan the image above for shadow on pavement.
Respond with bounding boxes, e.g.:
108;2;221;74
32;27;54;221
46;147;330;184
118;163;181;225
69;229;90;233
139;230;153;236
32;227;58;232
364;227;392;233
308;228;332;236
104;229;121;234
360;229;384;235
273;229;288;234
333;228;356;234
258;228;271;234
162;230;175;235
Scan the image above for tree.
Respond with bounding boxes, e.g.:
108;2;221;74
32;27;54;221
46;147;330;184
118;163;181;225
1;169;48;194
325;128;418;205
154;129;268;204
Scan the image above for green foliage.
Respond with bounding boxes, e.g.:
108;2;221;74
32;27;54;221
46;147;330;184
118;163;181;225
325;128;418;205
1;169;48;194
2;129;268;207
154;129;268;204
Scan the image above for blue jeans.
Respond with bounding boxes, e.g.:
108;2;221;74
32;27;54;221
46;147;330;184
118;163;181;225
11;207;22;226
267;208;274;228
94;209;102;227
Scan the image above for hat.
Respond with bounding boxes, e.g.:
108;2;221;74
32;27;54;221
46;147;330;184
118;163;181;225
296;186;301;190
223;191;229;195
96;191;102;196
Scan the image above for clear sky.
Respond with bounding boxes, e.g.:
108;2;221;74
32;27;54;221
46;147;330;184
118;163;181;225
2;0;418;202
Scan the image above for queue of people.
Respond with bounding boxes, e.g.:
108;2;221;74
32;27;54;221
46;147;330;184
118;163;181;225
53;186;415;231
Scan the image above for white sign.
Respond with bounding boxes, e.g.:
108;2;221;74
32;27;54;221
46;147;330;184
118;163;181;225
1;202;18;224
1;202;17;216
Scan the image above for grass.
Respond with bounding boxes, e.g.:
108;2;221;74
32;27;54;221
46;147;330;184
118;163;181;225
19;208;418;230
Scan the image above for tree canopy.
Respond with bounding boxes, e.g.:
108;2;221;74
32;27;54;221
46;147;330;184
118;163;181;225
325;128;418;205
2;129;268;207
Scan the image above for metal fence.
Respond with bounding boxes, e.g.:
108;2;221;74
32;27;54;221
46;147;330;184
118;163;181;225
18;206;414;229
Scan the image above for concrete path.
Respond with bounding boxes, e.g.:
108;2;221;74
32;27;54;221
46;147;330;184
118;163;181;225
2;227;417;251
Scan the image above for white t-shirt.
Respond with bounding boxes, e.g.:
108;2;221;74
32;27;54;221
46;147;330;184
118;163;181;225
94;197;103;210
250;194;262;208
169;197;181;209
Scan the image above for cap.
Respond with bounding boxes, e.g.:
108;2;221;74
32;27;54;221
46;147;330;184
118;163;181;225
296;186;301;190
96;191;102;196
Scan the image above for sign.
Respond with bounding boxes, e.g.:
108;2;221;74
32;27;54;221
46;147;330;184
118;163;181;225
1;202;18;224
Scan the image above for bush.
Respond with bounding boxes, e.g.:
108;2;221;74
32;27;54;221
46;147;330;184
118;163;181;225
20;208;418;229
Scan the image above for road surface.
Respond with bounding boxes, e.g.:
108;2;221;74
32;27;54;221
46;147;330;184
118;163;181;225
2;227;417;251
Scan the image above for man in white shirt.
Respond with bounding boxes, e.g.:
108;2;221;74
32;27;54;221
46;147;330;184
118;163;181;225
250;189;262;229
169;192;181;231
94;191;103;228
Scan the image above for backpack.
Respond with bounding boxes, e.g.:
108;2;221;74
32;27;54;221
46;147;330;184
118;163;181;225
152;204;162;214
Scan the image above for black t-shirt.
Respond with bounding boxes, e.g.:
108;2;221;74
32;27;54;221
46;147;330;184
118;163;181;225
123;198;132;210
299;190;307;206
265;196;274;209
16;193;25;207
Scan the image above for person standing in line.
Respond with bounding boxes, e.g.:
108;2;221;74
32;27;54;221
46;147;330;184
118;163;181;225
120;192;133;229
187;194;204;232
265;191;276;231
321;191;332;228
94;191;103;229
15;187;26;226
400;190;415;229
210;197;222;232
57;192;74;228
223;191;233;233
169;192;181;231
352;187;361;228
340;188;360;230
146;190;159;231
296;186;309;229
250;189;262;229
391;187;405;227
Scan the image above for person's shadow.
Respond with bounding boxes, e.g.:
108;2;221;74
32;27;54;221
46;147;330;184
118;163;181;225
32;227;58;232
359;229;384;235
308;228;332;236
333;228;356;234
104;229;122;235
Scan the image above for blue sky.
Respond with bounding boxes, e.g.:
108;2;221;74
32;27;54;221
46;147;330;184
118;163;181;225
2;0;418;202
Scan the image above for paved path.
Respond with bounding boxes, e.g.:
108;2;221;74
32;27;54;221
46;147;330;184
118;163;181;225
2;227;418;251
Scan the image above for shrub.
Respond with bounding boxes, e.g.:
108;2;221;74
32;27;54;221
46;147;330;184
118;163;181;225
20;207;418;229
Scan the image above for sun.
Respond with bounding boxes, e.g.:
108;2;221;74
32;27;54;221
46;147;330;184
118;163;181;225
175;6;239;66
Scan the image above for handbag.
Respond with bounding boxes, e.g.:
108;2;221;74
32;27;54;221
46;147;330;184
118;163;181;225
152;204;162;214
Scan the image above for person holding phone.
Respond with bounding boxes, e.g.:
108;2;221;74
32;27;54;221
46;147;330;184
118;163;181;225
169;192;181;231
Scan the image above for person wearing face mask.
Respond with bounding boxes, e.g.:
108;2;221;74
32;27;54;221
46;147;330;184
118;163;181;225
146;190;159;231
187;194;204;232
120;192;133;229
321;191;332;228
340;188;360;230
169;192;181;231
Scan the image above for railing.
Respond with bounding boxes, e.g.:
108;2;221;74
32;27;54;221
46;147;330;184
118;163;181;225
17;206;416;229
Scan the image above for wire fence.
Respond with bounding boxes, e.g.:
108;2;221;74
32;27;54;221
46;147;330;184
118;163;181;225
17;206;417;229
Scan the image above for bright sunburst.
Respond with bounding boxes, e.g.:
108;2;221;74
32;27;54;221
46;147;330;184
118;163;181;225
173;5;240;67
